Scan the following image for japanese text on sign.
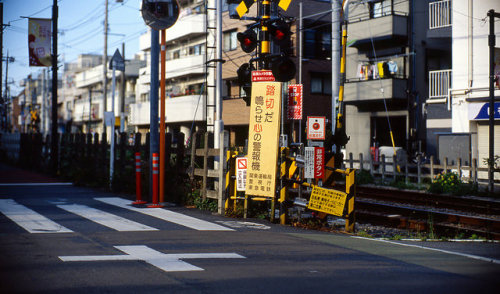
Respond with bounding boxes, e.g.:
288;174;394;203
252;70;275;82
314;147;325;179
307;186;348;217
236;157;247;191
246;82;282;198
287;84;303;120
304;147;315;179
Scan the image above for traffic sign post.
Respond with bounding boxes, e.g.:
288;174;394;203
108;49;125;189
141;0;180;205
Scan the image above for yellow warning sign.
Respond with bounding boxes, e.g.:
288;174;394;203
278;0;292;11
307;186;348;217
236;0;255;18
245;82;282;198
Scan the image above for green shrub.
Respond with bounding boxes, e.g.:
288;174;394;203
189;192;218;212
356;169;374;185
357;230;373;238
428;172;477;195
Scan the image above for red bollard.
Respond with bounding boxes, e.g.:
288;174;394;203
147;153;163;208
133;152;146;205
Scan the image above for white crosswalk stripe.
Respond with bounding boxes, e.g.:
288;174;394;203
1;197;233;233
0;199;73;233
95;197;234;231
58;204;158;232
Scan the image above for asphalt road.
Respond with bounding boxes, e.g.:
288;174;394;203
1;165;499;293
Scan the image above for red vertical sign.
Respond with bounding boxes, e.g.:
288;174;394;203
314;147;324;179
287;84;303;120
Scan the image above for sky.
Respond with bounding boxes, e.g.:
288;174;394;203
2;0;146;95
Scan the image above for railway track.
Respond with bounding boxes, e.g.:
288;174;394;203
356;186;500;240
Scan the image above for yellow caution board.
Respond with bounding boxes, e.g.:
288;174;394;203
307;186;348;217
245;82;282;198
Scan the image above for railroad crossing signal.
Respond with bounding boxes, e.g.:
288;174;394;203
237;29;258;53
268;19;291;48
229;0;292;19
237;63;255;105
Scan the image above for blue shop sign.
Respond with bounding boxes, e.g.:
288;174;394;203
474;102;500;120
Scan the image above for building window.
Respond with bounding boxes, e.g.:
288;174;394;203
172;50;180;59
189;44;203;56
192;4;205;14
370;0;392;18
303;24;331;60
187;83;203;95
310;73;332;95
224;30;238;52
140;93;149;102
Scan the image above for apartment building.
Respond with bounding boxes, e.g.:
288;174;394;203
131;0;336;147
130;0;209;141
343;0;500;168
426;0;500;176
17;72;62;134
72;54;144;134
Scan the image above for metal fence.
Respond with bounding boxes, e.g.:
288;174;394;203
0;133;21;161
343;152;500;186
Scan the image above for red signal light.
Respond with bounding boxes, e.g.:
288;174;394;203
269;19;290;47
237;29;258;53
243;38;253;47
275;30;285;40
271;56;296;82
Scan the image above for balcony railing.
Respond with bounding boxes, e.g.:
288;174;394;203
429;69;452;100
429;0;452;29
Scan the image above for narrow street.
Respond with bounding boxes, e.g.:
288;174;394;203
1;164;499;293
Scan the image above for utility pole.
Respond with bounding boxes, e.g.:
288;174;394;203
3;51;9;130
299;1;303;143
487;9;500;193
41;68;45;134
215;0;225;214
45;69;49;135
51;0;58;174
331;0;341;150
103;0;108;131
120;42;125;133
1;2;3;118
150;29;159;201
88;87;92;132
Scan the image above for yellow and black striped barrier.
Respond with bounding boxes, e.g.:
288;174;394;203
225;150;239;212
222;148;355;232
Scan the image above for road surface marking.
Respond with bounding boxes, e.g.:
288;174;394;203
0;183;73;186
0;199;73;233
59;245;245;272
58;204;158;232
352;236;500;264
95;197;233;231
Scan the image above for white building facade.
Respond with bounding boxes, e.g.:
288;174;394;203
130;0;214;141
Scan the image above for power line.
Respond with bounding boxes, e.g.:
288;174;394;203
8;0;64;23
